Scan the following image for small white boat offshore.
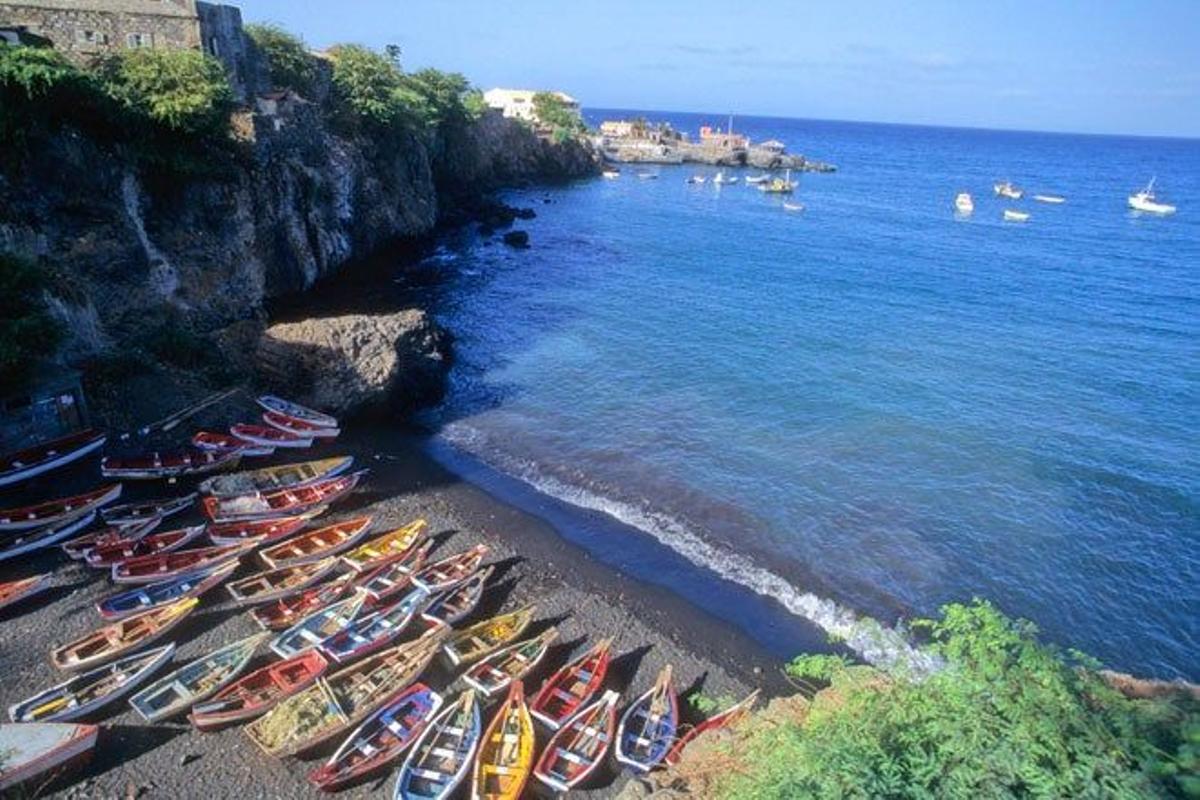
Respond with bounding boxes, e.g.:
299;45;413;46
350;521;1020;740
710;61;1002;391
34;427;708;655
783;202;805;212
746;174;770;185
601;169;620;179
712;171;738;185
636;172;658;180
686;175;706;184
1033;194;1066;204
994;180;1023;199
954;192;974;215
1003;209;1030;222
1128;178;1176;215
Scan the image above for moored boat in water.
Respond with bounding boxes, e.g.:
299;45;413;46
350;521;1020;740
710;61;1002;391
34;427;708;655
1004;209;1030;222
994;180;1023;199
954;192;974;214
1128;177;1177;214
1033;193;1066;204
0;429;106;488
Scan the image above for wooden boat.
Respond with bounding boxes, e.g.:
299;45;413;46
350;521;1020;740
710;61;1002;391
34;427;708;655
246;628;447;758
395;689;482;800
101;492;196;525
339;518;427;573
84;524;205;568
111;542;249;584
258;515;373;569
206;511;319;546
250;571;357;631
101;448;241;480
192;430;274;457
0;573;52;613
320;587;428;664
443;605;535;667
0;721;99;792
420;566;492;626
471;680;534;800
201;471;365;523
129;632;269;722
257;394;339;429
463;628;557;699
0;429;106;488
411;544;490;593
62;516;161;560
226;556;339;606
51;597;198;672
530;638;612;729
615;664;679;772
308;683;442;792
9;644;174;722
189;649;329;731
0;484;121;532
198;455;353;497
664;688;759;766
263;410;340;439
0;510;98;563
231;423;313;449
533;689;620;792
97;560;237;620
357;541;434;609
271;593;367;659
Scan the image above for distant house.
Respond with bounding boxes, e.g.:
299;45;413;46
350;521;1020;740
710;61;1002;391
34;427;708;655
600;120;635;138
756;138;786;153
699;124;749;151
483;88;580;122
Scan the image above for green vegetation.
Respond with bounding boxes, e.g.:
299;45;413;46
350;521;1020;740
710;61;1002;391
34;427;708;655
711;600;1198;799
0;253;64;387
246;23;317;95
532;91;584;138
97;49;232;137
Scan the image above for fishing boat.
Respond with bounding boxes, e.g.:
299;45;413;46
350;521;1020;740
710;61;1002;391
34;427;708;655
201;471;365;523
101;492;195;526
256;395;339;429
10;644;174;723
129;632;269;722
1128;178;1177;214
395;689;482;800
1033;194;1066;204
993;180;1023;199
530;638;612;729
230;423;313;449
532;690;620;792
954;192;974;214
206;511;319;546
745;174;769;185
189;649;329;731
271;593;368;659
783;202;805;212
51;597;197;672
340;518;427;573
356;541;434;610
111;542;249;584
685;175;706;184
259;515;373;569
757;169;796;194
412;544;490;593
601;169;620;179
1003;209;1030;222
0;722;99;792
100;448;241;480
664;688;759;766
471;681;534;800
198;455;354;497
0;429;106;488
442;605;536;667
0;573;52;613
262;410;341;439
250;571;357;631
615;664;679;772
61;516;161;560
320;587;429;664
246;628;447;757
84;524;205;568
0;484;120;532
419;565;492;626
0;510;98;563
308;683;443;792
96;560;237;620
191;431;274;457
226;556;340;606
463;628;558;699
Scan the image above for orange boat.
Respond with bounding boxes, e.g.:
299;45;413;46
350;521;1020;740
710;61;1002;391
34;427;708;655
201;471;365;523
0;573;52;613
50;597;198;671
258;515;373;569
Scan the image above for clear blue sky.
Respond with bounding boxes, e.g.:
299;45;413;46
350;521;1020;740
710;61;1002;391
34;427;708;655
237;0;1199;138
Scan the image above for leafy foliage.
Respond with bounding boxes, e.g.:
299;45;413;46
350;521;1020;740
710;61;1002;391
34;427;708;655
97;48;232;137
326;43;408;131
399;68;483;130
0;46;110;148
531;91;583;133
0;253;63;388
246;23;317;94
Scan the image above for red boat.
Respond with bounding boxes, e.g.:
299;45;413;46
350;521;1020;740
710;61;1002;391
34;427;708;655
0;573;52;613
201;471;366;523
258;515;374;569
262;410;340;439
357;541;434;610
0;429;106;488
61;517;162;560
192;431;274;457
188;650;329;730
410;544;490;593
101;448;241;480
101;493;196;525
85;525;205;568
663;689;760;766
230;423;313;449
206;513;316;546
249;572;357;631
0;484;122;532
256;394;338;429
110;542;250;584
530;638;613;729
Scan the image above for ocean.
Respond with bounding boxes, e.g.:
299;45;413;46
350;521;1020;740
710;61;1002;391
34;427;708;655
417;110;1199;680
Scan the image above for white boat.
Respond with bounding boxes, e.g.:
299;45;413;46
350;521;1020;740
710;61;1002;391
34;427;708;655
783;202;805;212
636;172;658;180
746;174;769;185
601;169;620;179
994;180;1023;200
1003;209;1030;222
685;175;706;184
954;192;974;214
1128;178;1176;214
1033;194;1066;204
712;171;738;185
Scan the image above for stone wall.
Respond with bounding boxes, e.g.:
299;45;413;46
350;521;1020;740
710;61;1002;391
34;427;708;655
195;1;264;102
0;0;200;58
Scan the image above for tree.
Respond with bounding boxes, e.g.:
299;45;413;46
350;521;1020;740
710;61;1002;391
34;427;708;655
97;48;232;137
245;23;317;95
325;43;406;131
0;253;63;387
531;91;582;133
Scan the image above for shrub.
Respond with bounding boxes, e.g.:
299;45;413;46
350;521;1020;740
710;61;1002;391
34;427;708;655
0;253;64;387
97;48;232;137
532;91;583;132
400;68;482;130
326;43;407;132
0;46;109;148
246;23;317;95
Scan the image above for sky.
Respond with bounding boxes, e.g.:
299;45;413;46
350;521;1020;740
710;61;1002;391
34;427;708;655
236;0;1200;138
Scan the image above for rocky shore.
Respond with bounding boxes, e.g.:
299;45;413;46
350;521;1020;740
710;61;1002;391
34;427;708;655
599;138;837;171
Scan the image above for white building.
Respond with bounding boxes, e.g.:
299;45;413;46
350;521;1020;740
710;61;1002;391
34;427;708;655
483;88;579;122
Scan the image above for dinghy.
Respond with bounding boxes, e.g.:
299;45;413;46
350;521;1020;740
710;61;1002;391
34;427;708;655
249;571;357;631
258;515;373;569
664;688;759;766
615;664;679;772
0;511;98;563
226;556;340;606
745;174;769;185
420;566;492;625
395;689;482;800
51;597;197;672
0;573;52;613
201;471;365;522
1003;209;1030;222
206;511;320;546
320;587;429;664
954;192;974;214
189;649;329;731
198;455;353;497
111;542;250;584
0;484;120;531
783;201;805;212
357;541;434;609
471;680;534;800
443;605;536;667
411;544;490;593
101;492;196;525
270;593;367;659
192;430;274;457
0;721;98;792
463;628;558;698
10;644;174;722
308;683;442;792
97;560;237;620
230;423;313;449
262;410;341;439
533;690;620;792
256;395;339;429
84;524;205;568
101;448;241;480
339;518;427;572
62;516;161;560
129;632;269;722
0;429;106;488
530;638;612;729
1033;194;1066;204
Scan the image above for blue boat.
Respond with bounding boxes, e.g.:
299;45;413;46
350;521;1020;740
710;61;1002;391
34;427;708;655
319;586;428;664
615;664;678;772
95;561;237;620
395;689;481;800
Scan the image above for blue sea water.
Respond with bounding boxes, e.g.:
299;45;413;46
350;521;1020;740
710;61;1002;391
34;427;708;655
421;110;1199;680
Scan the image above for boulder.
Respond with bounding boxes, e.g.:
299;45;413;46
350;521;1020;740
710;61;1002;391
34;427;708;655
502;230;530;249
256;309;451;415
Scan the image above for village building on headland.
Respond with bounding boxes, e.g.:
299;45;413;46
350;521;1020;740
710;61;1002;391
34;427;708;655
483;87;581;123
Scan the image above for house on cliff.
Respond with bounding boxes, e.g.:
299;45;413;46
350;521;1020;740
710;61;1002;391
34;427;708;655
484;88;580;122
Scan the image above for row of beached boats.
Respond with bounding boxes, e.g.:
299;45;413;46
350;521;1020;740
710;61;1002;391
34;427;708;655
0;394;758;796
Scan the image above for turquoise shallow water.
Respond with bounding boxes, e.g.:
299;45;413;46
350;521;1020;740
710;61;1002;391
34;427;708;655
422;111;1199;679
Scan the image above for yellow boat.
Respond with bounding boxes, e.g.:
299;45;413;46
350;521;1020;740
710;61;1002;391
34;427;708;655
443;605;536;667
339;518;428;572
198;455;354;497
50;598;198;672
472;680;534;800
